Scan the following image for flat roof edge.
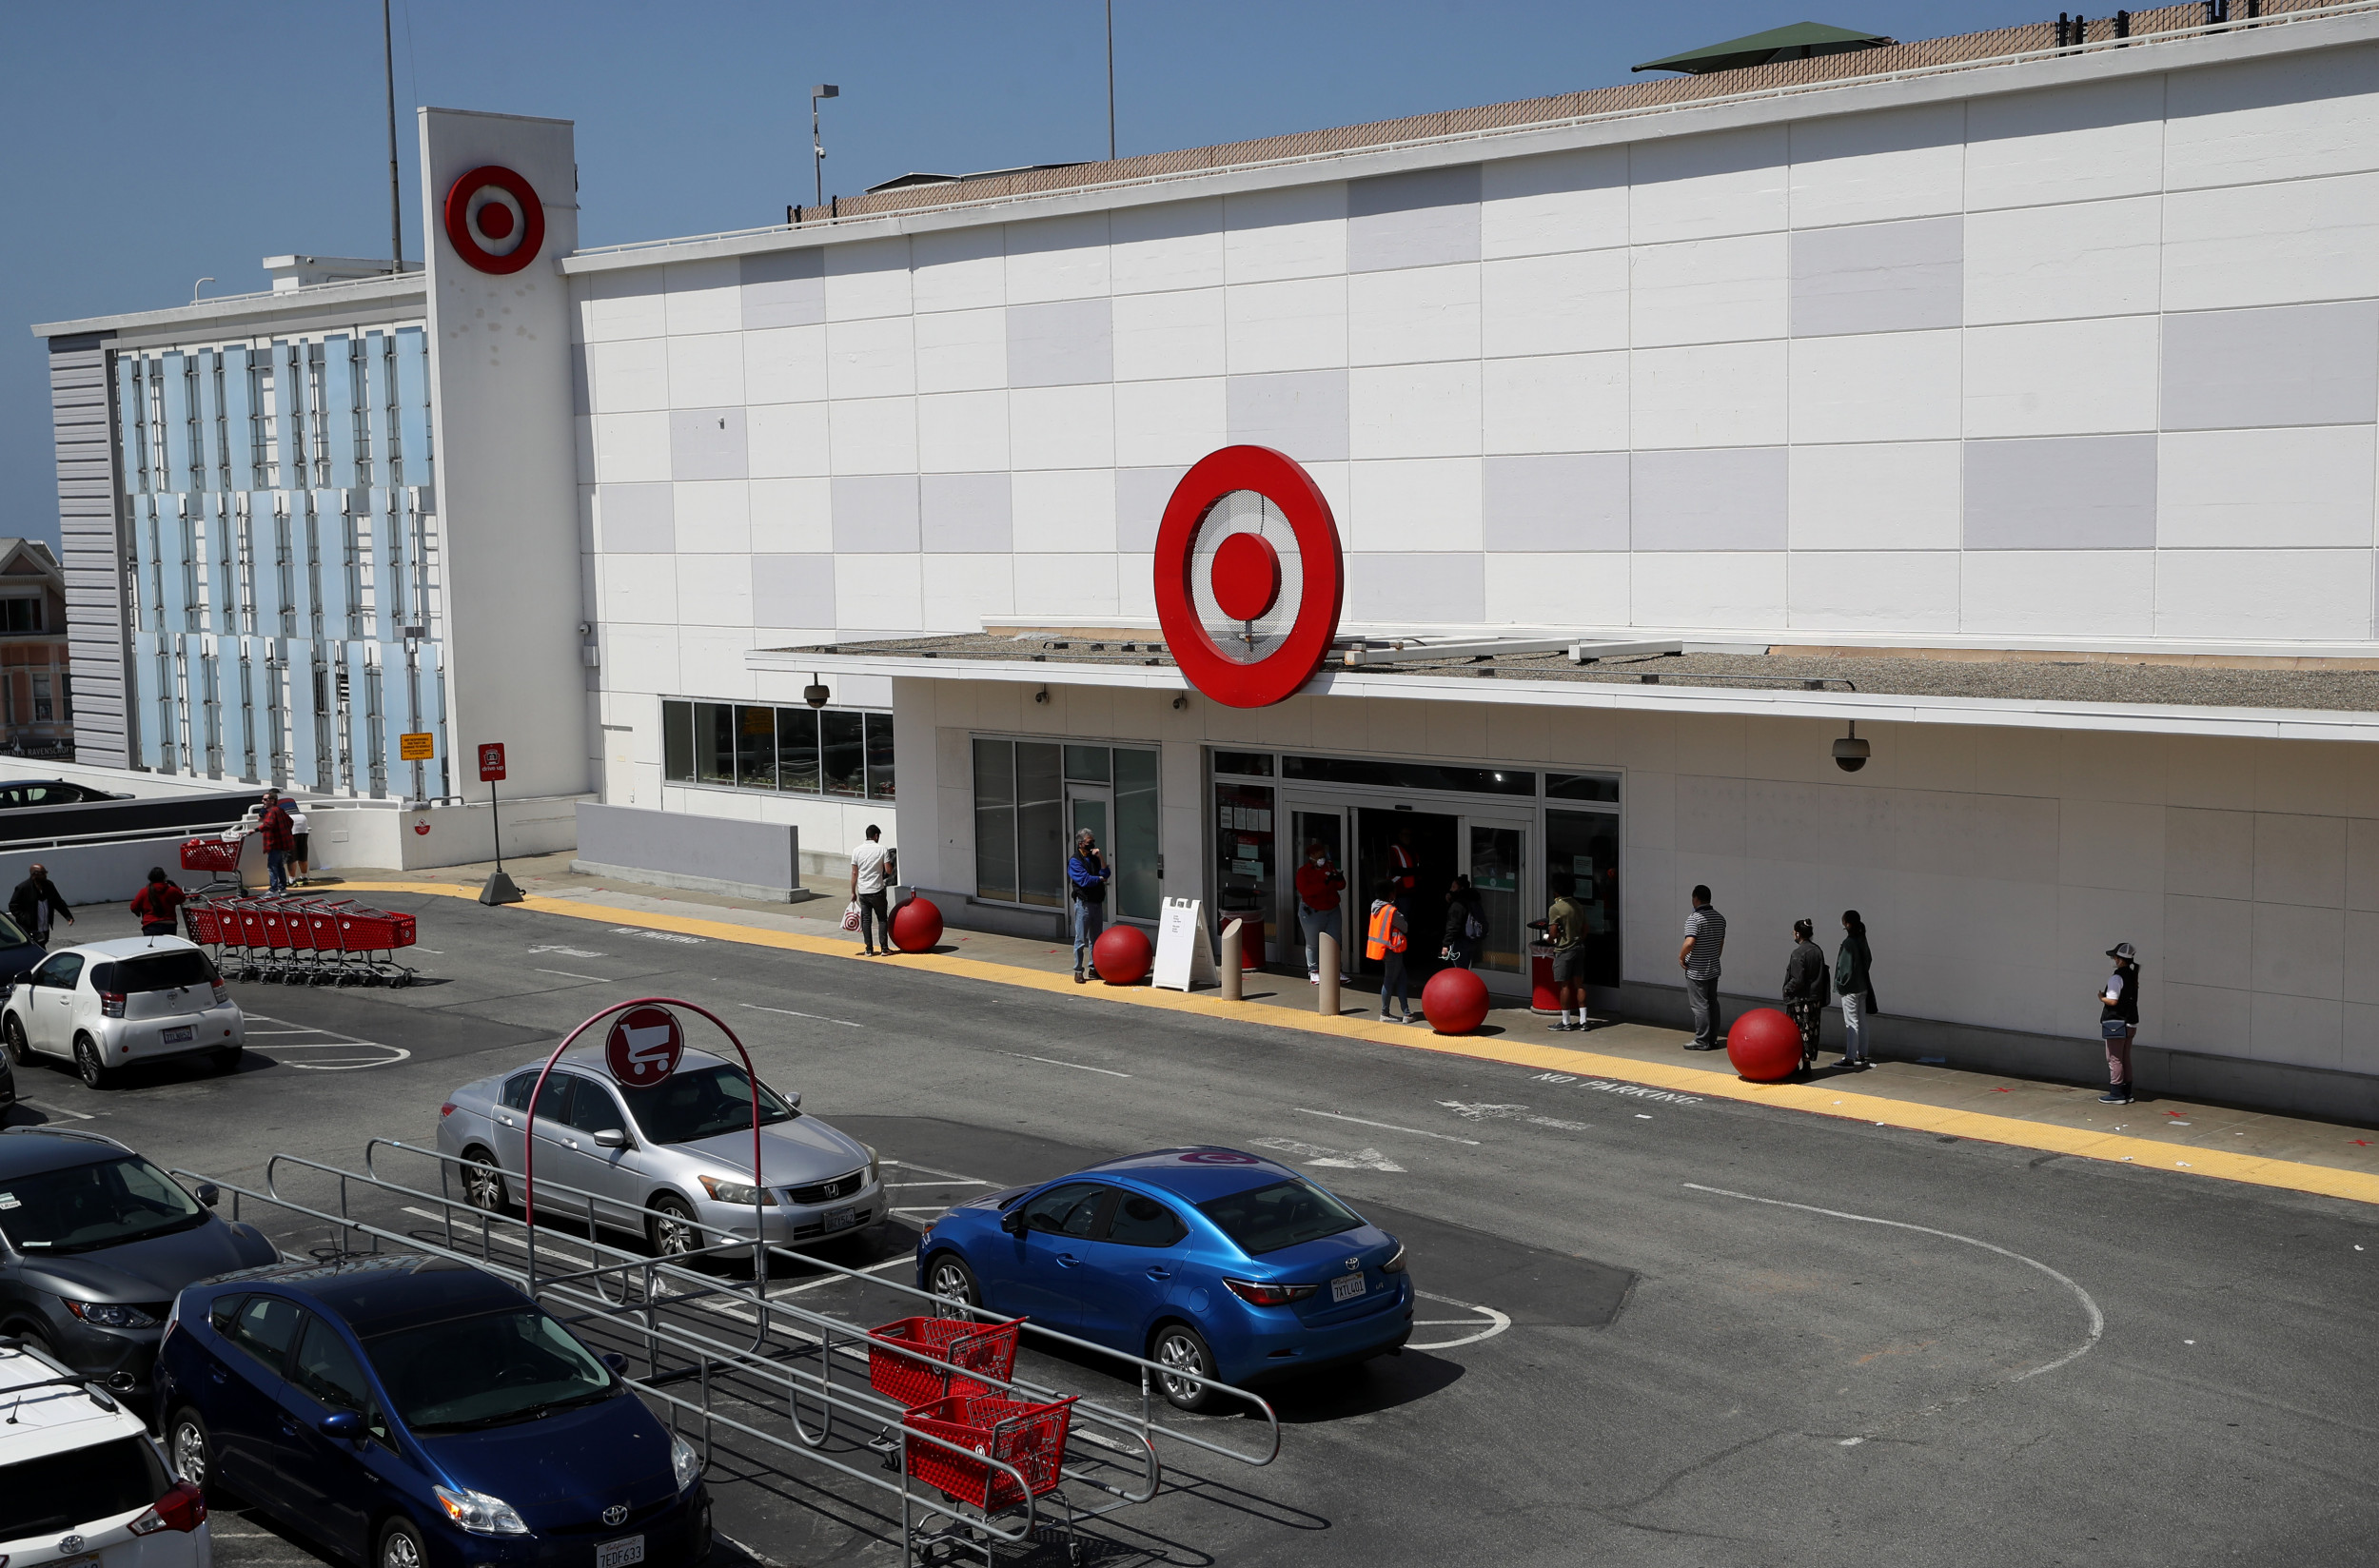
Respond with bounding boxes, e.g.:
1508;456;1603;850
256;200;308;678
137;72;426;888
32;272;428;340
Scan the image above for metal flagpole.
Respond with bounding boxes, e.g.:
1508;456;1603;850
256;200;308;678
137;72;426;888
383;0;403;271
1106;0;1116;161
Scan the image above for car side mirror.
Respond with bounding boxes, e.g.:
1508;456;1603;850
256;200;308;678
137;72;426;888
320;1410;365;1440
785;1091;801;1108
194;1183;220;1209
600;1352;629;1374
999;1208;1026;1237
593;1128;627;1149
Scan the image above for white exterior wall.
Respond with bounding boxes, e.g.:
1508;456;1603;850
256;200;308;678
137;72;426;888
576;34;2379;690
903;675;2379;1084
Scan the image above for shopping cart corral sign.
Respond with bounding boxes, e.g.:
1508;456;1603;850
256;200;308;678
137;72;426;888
605;1004;684;1087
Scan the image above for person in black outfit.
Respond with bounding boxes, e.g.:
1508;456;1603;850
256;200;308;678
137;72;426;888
9;863;73;947
2098;941;2141;1105
1438;874;1481;970
1781;918;1828;1070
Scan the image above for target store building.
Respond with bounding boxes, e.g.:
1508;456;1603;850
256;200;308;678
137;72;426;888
37;7;2379;1118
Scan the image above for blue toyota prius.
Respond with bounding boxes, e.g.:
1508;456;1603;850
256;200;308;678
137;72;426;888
155;1255;709;1568
914;1147;1412;1410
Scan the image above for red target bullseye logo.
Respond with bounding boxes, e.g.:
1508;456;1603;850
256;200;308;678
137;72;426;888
442;165;544;275
1153;446;1343;709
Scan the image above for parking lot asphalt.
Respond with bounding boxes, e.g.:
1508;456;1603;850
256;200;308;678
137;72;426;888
8;892;2375;1566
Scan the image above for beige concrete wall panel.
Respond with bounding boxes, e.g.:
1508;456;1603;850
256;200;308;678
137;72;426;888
2252;813;2347;907
2164;980;2252;1057
2251;900;2346;1000
2056;730;2166;806
2345;1002;2379;1076
1971;727;2062;799
1626;770;1676;851
1486;702;1548;765
1254;695;1309;750
1422;698;1486;760
2342;909;2379;1005
2058;797;2167;892
2164;807;2254;900
1891;723;1977;795
1611;709;1678;773
2162;735;2260;811
1741;779;1824;865
1671;711;1746;778
1307;693;1368;754
2252;739;2355;817
2163;893;2255;991
2348;818;2379;911
1675;774;1748;860
1818;782;1893;872
2250;990;2342;1070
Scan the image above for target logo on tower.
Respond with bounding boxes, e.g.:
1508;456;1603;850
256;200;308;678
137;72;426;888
1152;446;1344;709
442;165;545;275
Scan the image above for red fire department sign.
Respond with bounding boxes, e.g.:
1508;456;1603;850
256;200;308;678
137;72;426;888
604;1005;685;1088
1152;446;1344;709
477;743;506;782
442;165;545;275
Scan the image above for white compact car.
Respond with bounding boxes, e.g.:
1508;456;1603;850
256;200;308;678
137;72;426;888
0;1337;211;1568
1;938;244;1090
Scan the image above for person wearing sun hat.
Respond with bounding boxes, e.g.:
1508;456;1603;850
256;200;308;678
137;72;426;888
2098;941;2141;1105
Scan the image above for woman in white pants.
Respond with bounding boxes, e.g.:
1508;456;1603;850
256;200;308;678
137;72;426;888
1836;910;1878;1068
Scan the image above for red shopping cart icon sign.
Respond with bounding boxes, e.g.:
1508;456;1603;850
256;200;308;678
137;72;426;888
605;1005;684;1088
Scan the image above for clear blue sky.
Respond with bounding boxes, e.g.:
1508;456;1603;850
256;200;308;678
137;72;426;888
1;1;2035;546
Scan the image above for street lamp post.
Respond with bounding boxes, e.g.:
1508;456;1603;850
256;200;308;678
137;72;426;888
811;84;838;211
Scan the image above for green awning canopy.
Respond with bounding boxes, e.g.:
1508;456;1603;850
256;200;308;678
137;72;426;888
1632;21;1895;75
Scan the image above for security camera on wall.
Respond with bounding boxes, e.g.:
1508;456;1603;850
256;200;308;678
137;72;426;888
1834;723;1870;773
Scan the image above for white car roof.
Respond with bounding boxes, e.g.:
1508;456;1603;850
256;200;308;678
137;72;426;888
0;1342;149;1465
45;935;203;962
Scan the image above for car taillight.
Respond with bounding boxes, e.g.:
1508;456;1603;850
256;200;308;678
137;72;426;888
211;981;228;1004
128;1480;207;1535
440;1102;457;1118
100;990;127;1018
1223;1278;1317;1307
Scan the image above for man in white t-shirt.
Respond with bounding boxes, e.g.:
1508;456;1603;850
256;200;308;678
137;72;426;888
850;825;893;955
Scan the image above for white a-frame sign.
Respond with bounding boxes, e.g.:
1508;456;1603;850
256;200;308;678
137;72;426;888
1153;897;1219;991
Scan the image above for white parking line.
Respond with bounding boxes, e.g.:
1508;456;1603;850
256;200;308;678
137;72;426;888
738;1002;862;1029
18;1098;93;1121
881;1180;996;1189
1407;1290;1511;1351
1296;1107;1479;1146
533;968;611;983
1002;1052;1131;1077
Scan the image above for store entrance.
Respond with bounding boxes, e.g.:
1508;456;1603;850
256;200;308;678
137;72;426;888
1356;808;1458;974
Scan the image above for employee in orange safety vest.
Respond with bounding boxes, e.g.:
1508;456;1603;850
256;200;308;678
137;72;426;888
1366;878;1416;1026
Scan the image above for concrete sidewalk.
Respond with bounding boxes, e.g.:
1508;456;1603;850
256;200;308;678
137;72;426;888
321;853;2379;1195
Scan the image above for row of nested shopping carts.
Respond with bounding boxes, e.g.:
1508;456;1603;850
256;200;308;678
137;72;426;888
178;837;418;987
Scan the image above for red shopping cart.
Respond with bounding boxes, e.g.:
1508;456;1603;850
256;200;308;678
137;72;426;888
179;834;246;894
332;907;417;986
867;1316;1025;1408
900;1393;1081;1563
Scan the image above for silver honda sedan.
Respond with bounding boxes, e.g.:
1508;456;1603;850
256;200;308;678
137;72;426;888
435;1045;883;1256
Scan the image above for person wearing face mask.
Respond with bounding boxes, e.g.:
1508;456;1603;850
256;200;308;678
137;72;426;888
1293;840;1347;985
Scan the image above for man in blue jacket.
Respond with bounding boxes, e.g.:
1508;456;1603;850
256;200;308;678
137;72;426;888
1068;828;1111;983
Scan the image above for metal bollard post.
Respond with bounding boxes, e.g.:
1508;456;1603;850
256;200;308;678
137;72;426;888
1319;931;1341;1016
1220;919;1243;1000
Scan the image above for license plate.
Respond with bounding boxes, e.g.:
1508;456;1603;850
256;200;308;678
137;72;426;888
596;1535;645;1568
825;1205;855;1231
162;1026;194;1044
1331;1273;1367;1303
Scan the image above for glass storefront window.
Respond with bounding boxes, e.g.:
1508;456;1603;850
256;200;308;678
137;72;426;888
821;710;865;797
1016;742;1064;908
866;713;896;800
973;738;1016;903
1063;745;1110;783
695;702;734;786
1466;824;1524;974
1114;747;1159;921
1546;773;1620;803
777;707;819;793
736;705;777;789
1215;782;1275;966
1281;755;1535;797
663;701;693;782
1212;750;1272;777
1545;809;1621;988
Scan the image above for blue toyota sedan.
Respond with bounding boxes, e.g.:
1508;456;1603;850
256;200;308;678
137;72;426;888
155;1255;709;1568
914;1147;1412;1410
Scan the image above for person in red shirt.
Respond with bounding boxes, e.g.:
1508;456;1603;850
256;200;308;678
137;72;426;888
1293;841;1348;984
130;867;187;936
1388;825;1419;893
258;789;296;894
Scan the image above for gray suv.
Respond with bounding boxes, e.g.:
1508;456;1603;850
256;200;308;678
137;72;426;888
436;1046;883;1256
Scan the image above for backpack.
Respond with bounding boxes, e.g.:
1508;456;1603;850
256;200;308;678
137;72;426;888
1464;906;1486;942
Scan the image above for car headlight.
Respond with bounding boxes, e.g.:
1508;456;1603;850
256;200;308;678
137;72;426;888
64;1299;158;1329
865;1144;880;1186
698;1175;774;1205
433;1483;529;1536
671;1433;701;1493
1381;1243;1407;1275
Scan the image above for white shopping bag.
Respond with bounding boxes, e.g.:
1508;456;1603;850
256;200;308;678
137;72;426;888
840;901;862;931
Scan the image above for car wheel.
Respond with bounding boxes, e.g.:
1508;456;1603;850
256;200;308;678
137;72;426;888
168;1407;227;1501
1151;1322;1219;1413
73;1033;110;1090
2;1012;27;1066
462;1147;509;1213
648;1195;703;1263
926;1251;980;1309
211;1045;243;1073
377;1516;429;1568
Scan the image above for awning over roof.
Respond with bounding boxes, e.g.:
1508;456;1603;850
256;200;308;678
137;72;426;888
1632;20;1895;74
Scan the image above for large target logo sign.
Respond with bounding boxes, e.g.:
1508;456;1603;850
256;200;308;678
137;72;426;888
1153;446;1343;709
442;165;545;275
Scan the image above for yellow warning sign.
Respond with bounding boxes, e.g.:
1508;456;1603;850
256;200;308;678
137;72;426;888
399;732;436;761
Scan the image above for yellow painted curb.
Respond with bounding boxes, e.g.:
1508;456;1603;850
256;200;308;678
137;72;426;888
333;881;2379;1209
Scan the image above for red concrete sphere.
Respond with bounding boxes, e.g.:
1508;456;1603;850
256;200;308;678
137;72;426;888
1093;924;1153;985
889;896;942;953
1726;1006;1803;1082
1421;966;1491;1035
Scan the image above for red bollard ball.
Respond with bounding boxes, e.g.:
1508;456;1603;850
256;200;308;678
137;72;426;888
1421;966;1491;1035
1726;1006;1803;1082
1092;924;1153;985
890;896;942;953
